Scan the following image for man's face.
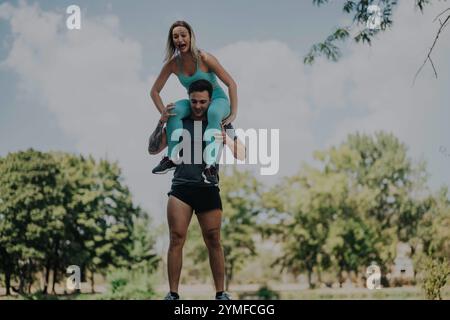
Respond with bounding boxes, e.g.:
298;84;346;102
189;91;210;119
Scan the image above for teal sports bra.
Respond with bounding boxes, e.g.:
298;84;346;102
175;53;227;99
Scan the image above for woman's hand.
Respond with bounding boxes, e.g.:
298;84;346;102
222;112;236;126
160;103;176;123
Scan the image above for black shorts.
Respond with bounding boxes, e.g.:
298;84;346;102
167;185;222;214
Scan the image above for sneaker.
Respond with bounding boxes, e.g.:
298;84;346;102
202;165;218;185
152;156;176;174
164;292;180;300
215;292;232;300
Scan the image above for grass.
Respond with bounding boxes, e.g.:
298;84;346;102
2;285;450;300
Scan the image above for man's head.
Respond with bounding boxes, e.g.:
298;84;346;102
188;79;213;120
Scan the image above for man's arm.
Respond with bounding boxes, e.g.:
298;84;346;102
148;119;167;155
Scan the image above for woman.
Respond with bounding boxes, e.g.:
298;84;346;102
150;21;238;183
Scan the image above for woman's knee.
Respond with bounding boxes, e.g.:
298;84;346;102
207;101;228;123
171;99;191;120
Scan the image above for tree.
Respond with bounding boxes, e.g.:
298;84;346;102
0;149;66;294
54;153;141;293
267;132;425;287
0;150;159;296
187;167;262;291
305;0;449;82
220;168;262;291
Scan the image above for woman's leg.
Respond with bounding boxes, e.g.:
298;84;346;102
167;99;191;160
167;195;194;293
204;98;231;165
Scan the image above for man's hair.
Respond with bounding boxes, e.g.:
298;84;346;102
188;79;213;99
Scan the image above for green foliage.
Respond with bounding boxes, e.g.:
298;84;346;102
266;132;424;287
417;187;450;260
420;256;450;300
184;221;211;283
0;149;159;296
186;167;262;290
101;268;156;300
256;284;280;300
220;168;262;290
306;0;434;64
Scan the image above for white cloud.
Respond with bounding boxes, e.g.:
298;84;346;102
0;1;178;219
1;0;448;226
213;40;316;182
306;1;450;188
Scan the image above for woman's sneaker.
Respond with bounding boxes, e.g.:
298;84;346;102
215;292;232;300
164;292;180;300
202;164;218;185
152;156;177;174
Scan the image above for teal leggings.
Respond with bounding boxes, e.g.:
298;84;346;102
167;97;231;165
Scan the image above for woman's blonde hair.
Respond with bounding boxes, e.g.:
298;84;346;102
164;21;200;62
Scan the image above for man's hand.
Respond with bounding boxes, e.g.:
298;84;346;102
214;125;227;145
160;103;176;123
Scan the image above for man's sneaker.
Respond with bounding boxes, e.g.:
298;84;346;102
202;165;218;185
152;156;176;174
164;292;180;300
215;292;232;300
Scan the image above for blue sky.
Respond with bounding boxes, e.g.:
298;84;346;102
1;0;449;218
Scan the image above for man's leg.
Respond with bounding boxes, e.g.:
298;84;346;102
167;195;193;293
196;209;225;292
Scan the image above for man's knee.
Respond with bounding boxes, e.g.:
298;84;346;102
203;228;221;249
169;231;186;248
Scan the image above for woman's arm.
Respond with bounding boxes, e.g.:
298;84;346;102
150;59;174;114
200;51;237;125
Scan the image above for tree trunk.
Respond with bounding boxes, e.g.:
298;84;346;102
338;269;344;288
317;267;322;285
5;269;11;296
410;245;417;283
307;270;313;289
18;272;25;295
51;268;57;294
43;262;51;294
51;240;60;295
90;270;95;293
225;261;234;292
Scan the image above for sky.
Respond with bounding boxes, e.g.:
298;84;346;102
1;0;449;223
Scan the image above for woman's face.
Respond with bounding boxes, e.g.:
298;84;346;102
172;26;190;54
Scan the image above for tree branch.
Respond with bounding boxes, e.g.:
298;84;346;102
413;10;450;85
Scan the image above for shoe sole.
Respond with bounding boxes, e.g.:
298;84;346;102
153;167;176;174
202;173;218;185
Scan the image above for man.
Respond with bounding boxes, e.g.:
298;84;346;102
148;79;245;300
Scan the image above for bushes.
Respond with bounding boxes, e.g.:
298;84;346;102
100;269;156;300
420;256;450;300
0;150;159;296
